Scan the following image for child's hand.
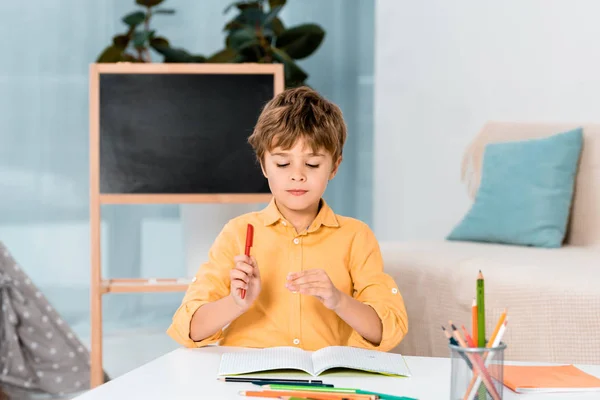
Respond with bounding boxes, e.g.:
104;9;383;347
230;255;261;310
286;269;342;310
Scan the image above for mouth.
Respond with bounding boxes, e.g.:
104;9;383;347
286;189;308;196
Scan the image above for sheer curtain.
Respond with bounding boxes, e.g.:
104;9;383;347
0;0;374;377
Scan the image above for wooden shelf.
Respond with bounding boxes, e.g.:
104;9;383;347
99;194;272;205
100;278;191;294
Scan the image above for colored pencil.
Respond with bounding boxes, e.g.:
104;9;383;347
487;309;507;347
476;271;485;347
476;271;486;400
240;223;254;299
264;385;356;393
262;385;415;400
450;324;501;400
442;325;472;369
239;390;375;400
254;382;334;388
464;319;508;400
219;377;324;384
281;397;318;400
281;397;343;400
356;390;419;400
471;298;478;345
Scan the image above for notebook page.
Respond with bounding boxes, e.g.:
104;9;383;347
218;346;315;376
312;346;411;377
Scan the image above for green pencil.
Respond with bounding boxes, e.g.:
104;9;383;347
477;270;486;347
264;384;356;392
265;385;418;400
477;270;486;400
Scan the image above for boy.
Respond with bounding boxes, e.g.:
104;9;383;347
167;86;408;352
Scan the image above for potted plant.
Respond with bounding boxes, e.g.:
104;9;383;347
96;0;325;88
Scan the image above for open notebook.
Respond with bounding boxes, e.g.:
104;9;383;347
218;346;411;377
503;365;600;394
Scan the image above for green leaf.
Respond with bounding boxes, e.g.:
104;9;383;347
121;53;142;62
262;5;282;26
223;3;267;31
136;0;165;6
190;55;207;63
149;36;169;48
269;0;286;7
227;27;258;50
269;17;285;36
133;30;155;49
224;19;245;31
153;46;193;62
276;23;325;60
224;1;263;14
206;48;238;63
238;7;266;26
112;34;130;49
96;45;124;63
122;11;146;27
153;8;175;14
238;40;266;61
272;47;308;85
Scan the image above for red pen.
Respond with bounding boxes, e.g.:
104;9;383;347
240;223;254;299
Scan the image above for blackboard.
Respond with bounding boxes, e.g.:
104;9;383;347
98;72;274;194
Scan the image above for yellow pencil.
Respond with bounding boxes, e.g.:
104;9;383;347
486;309;507;348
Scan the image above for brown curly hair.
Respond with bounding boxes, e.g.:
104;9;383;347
248;86;347;164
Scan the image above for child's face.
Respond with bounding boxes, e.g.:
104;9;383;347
262;137;341;214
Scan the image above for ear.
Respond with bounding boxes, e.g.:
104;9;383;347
329;156;342;180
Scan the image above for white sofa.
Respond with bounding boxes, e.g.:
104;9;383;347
383;122;600;365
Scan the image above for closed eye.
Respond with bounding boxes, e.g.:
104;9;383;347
276;163;290;168
306;164;319;168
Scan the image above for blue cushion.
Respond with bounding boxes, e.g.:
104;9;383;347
447;128;584;248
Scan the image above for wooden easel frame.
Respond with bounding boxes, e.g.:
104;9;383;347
89;63;283;387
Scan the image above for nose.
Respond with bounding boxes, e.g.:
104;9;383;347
290;166;306;182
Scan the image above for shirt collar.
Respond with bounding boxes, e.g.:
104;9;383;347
261;198;339;229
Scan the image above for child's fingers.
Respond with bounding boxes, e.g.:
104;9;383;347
287;269;325;281
234;261;254;276
288;275;323;285
231;278;248;292
234;254;253;264
230;269;250;283
287;281;329;292
250;256;260;277
298;286;327;297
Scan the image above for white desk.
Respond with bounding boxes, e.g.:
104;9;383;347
74;346;600;400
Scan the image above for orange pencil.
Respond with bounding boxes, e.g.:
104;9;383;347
471;298;478;345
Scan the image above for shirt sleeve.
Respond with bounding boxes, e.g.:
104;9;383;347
346;223;409;352
166;221;237;348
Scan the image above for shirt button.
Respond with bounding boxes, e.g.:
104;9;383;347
391;287;398;294
293;338;300;345
293;238;300;245
282;221;287;226
191;277;197;283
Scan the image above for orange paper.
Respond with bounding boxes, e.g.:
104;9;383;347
503;365;600;393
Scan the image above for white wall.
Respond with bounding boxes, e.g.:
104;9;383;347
374;0;600;241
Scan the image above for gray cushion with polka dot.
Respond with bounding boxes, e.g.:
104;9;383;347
0;242;108;396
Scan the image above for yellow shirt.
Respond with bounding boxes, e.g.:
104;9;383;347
167;199;408;352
